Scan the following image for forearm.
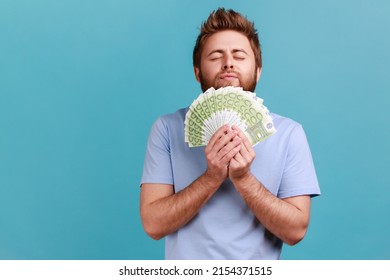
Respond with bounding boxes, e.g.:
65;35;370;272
141;173;222;240
231;173;310;245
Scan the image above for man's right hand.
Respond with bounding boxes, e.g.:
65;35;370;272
204;124;242;184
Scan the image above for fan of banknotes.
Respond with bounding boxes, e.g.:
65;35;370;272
184;86;276;147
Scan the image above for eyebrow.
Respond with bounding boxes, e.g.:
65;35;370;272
207;49;249;57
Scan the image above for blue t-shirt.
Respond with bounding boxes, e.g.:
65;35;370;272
141;108;320;259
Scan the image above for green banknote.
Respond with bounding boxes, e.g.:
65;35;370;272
184;86;276;147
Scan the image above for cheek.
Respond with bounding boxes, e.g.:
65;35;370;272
241;62;257;76
200;64;218;79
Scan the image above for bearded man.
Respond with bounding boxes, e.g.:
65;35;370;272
140;8;320;260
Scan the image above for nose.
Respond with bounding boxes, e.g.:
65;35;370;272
223;54;234;70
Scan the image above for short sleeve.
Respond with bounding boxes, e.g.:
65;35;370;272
140;118;174;185
278;125;320;198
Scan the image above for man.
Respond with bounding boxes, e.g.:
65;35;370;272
140;8;320;259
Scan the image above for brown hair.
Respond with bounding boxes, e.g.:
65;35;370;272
193;8;262;69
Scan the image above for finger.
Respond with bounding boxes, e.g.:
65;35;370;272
230;150;245;168
232;126;253;154
214;128;239;153
216;136;241;162
231;127;256;167
206;124;230;153
220;141;242;164
234;149;245;162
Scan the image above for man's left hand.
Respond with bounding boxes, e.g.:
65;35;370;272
228;126;256;180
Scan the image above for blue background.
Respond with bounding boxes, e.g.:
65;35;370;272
1;0;389;259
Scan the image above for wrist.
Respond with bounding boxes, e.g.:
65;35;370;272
199;170;225;190
230;171;255;187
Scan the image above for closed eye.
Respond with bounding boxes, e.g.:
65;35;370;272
232;49;248;60
207;50;224;60
209;55;223;61
234;55;246;60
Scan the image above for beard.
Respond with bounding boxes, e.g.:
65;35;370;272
198;69;258;93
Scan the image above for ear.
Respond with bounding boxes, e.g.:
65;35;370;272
256;67;262;82
194;67;201;83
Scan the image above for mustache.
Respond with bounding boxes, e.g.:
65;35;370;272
218;70;239;75
218;71;240;78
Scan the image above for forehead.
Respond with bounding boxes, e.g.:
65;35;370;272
202;30;253;55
